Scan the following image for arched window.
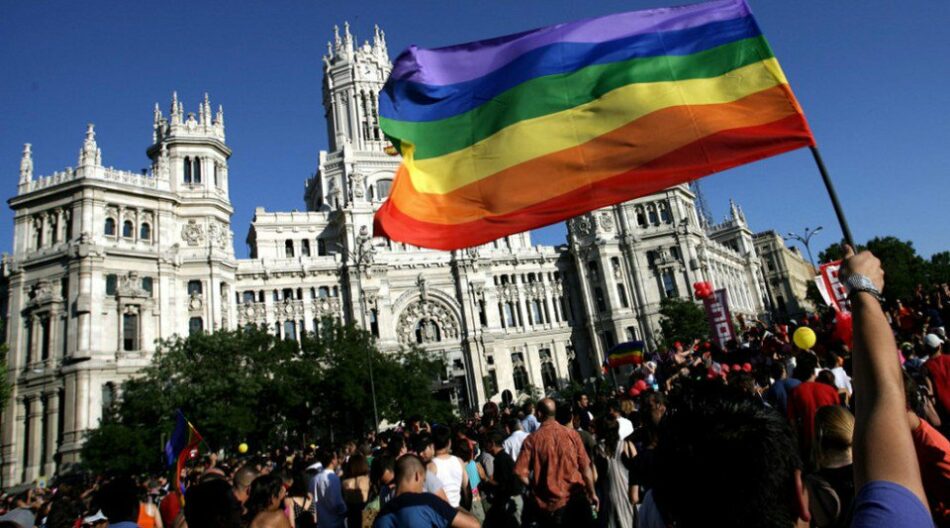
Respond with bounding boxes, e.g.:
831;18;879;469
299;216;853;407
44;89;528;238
531;300;544;325
513;365;528;392
122;220;133;238
139;222;151;240
503;303;516;327
183;157;192;183
617;283;629;308
301;239;311;257
104;218;116;236
123;313;139;351
105;274;118;295
243;291;256;304
541;362;557;390
283;320;297;341
285;239;295;258
588;261;599;280
318;286;330;298
187;280;203;296
189;317;204;335
102;383;116;413
193;157;202;184
635;206;647;227
376;179;393;199
317;239;327;256
595;287;607;312
648;205;660;226
213;162;219;187
141;277;153;295
660;203;672;224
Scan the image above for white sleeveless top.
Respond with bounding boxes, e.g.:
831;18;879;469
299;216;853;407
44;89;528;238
431;455;465;507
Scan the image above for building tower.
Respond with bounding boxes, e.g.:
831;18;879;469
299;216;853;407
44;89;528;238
1;93;236;486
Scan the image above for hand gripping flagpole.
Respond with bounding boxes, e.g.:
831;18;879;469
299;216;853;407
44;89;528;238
809;146;856;249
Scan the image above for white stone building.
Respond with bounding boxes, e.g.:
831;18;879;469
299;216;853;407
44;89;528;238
0;23;806;486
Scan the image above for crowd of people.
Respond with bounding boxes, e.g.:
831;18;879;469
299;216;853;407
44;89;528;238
2;248;949;527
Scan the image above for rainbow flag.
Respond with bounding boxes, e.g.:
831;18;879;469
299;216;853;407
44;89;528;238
607;341;646;369
165;410;202;496
374;0;814;250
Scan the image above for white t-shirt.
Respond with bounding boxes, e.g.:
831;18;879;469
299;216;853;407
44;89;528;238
431;455;465;508
831;366;852;394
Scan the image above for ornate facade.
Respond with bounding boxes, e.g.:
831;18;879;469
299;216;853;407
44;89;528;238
1;23;809;486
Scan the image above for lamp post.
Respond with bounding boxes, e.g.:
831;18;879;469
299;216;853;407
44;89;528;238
350;235;380;434
786;226;823;269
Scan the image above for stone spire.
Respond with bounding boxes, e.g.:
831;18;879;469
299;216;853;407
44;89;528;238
729;199;746;224
215;104;224;127
373;24;387;58
19;143;33;186
343;21;354;53
170;91;182;125
201;93;212;125
78;123;101;167
334;24;341;48
153;103;165;143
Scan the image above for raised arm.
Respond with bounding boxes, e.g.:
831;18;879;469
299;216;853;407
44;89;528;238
843;246;928;507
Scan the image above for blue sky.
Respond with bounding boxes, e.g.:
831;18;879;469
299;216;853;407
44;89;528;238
1;1;947;259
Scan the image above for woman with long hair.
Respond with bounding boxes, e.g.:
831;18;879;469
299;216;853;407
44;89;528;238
340;453;370;528
806;405;855;528
244;474;291;528
284;472;314;528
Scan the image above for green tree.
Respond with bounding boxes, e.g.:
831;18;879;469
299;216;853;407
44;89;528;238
656;297;709;350
864;237;928;301
307;321;451;437
818;237;931;301
81;319;451;474
928;251;950;284
817;240;865;264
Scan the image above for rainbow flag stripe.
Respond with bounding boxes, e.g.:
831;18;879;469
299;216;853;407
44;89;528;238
607;341;646;368
374;0;814;250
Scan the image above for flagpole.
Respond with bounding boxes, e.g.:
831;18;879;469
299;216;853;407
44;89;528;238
809;146;855;249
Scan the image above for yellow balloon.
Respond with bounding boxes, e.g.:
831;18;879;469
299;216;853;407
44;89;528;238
793;327;817;350
238;442;249;454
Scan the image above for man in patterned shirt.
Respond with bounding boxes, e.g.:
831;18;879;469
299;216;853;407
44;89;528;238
514;398;598;527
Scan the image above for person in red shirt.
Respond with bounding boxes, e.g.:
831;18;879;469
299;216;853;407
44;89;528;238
924;334;950;433
788;353;840;452
906;373;950;524
896;300;917;336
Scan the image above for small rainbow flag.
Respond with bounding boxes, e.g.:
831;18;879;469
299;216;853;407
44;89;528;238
165;410;202;497
374;0;814;250
607;341;646;369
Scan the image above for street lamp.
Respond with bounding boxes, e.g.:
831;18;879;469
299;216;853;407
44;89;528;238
786;226;823;269
348;235;381;434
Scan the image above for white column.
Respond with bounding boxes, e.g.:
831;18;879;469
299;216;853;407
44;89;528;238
44;392;59;477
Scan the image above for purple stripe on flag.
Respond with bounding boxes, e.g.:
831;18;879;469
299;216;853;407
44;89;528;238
389;0;751;87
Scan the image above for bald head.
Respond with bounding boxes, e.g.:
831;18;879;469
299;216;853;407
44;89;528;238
232;465;259;505
538;398;557;421
394;454;427;494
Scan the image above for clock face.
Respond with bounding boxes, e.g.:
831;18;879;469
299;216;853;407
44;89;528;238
360;65;373;78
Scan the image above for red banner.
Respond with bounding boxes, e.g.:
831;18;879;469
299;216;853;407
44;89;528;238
704;288;736;349
815;260;850;313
